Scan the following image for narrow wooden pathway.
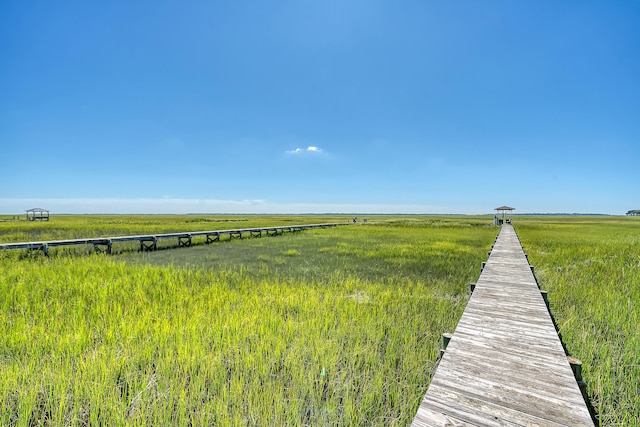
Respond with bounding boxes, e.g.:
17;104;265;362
412;224;594;426
0;222;347;255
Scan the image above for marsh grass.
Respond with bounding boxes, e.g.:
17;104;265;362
516;216;640;425
5;215;634;425
0;216;495;426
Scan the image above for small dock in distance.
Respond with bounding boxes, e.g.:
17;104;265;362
412;224;594;426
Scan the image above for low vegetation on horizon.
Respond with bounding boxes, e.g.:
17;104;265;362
0;215;638;425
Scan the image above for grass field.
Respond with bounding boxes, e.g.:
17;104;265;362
515;216;640;426
1;215;638;425
0;215;494;425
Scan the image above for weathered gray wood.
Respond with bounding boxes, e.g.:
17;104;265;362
177;234;192;247
0;223;348;254
93;239;112;254
206;232;220;243
412;224;593;426
139;236;157;252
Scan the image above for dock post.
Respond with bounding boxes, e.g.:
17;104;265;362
568;357;589;400
178;235;192;247
541;290;549;310
140;237;157;252
440;332;453;356
94;240;112;254
568;357;583;381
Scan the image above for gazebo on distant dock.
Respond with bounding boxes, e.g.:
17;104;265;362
494;206;514;226
26;208;50;221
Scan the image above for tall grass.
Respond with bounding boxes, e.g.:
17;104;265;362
0;216;495;426
516;216;640;425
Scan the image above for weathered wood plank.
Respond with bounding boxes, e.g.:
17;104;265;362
412;224;593;426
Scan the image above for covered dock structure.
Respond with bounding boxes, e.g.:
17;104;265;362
494;205;514;225
25;208;50;221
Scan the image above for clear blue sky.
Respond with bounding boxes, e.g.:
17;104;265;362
1;1;638;214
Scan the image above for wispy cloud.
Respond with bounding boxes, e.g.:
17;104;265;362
286;146;324;154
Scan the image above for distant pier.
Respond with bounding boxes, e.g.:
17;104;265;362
0;222;348;256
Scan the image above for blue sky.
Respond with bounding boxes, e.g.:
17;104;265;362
1;1;638;214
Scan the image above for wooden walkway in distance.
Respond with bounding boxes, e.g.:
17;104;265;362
412;224;594;426
0;222;348;255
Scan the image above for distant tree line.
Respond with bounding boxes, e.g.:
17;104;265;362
626;210;640;216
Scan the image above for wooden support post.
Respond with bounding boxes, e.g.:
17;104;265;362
250;229;262;238
440;332;453;356
481;262;486;272
178;235;192;247
567;356;590;400
140;237;157;252
206;232;220;244
568;357;583;382
469;283;476;294
230;231;242;239
541;290;549;310
29;243;49;256
94;240;112;254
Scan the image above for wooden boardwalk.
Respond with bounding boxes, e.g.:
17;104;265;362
0;222;347;255
412;224;594;426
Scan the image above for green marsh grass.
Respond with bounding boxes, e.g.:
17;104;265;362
1;216;495;425
516;216;640;425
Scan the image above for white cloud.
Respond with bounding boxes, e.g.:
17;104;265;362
286;146;324;154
